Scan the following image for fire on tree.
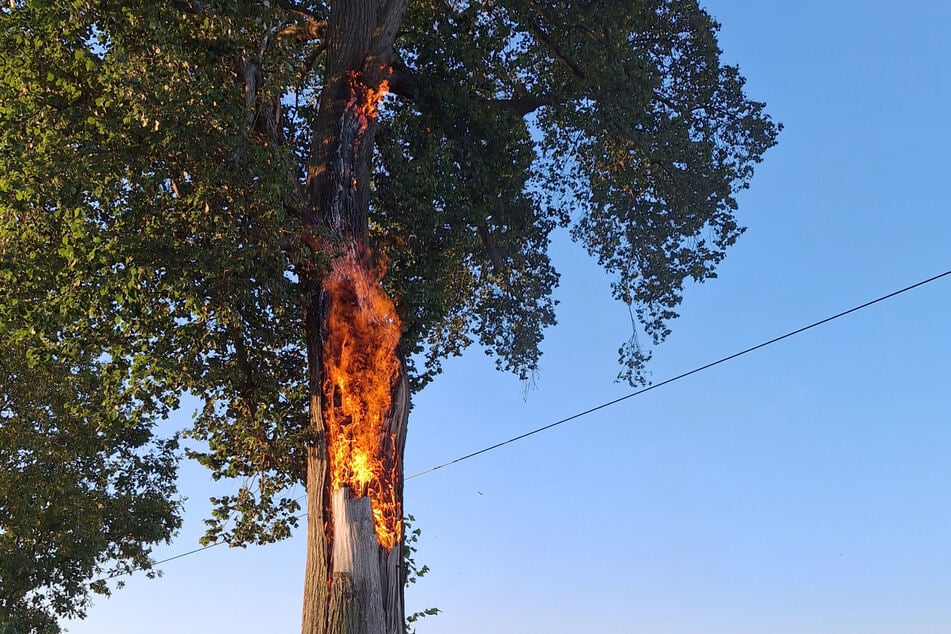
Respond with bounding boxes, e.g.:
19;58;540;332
0;1;780;633
312;74;407;630
301;8;410;626
322;246;403;551
321;73;403;553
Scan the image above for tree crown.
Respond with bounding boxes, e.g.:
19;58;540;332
0;1;778;629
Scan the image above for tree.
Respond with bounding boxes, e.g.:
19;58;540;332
0;339;180;633
0;1;779;632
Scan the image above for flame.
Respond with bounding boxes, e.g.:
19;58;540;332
322;248;402;550
346;70;390;129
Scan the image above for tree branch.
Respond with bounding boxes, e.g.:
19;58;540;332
432;0;462;21
389;56;552;117
274;0;324;23
366;0;410;68
651;89;743;124
280;19;326;42
525;2;587;80
387;55;417;100
477;224;505;273
274;0;326;41
487;94;551;116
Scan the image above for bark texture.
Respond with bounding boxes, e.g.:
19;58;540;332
300;2;410;633
303;373;409;634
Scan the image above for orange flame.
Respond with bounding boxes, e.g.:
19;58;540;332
346;70;390;129
322;249;402;550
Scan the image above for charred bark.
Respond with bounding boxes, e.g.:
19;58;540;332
300;2;410;633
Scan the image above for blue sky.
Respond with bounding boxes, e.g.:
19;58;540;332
64;1;951;632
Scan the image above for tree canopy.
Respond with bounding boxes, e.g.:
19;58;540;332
0;1;778;631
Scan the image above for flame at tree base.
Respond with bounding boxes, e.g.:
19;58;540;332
322;248;402;550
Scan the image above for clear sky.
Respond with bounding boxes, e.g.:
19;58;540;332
64;1;951;632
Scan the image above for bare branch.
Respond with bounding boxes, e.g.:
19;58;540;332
529;20;586;79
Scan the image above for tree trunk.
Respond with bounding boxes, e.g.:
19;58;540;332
302;363;409;634
300;2;409;633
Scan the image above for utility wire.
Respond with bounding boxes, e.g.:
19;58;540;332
113;267;951;574
142;541;227;570
107;493;309;576
404;268;951;480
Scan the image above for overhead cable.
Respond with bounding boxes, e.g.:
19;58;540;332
110;267;951;574
405;268;951;480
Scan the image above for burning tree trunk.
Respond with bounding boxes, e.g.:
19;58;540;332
300;2;409;633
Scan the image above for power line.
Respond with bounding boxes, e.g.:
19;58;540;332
109;267;951;574
107;493;309;576
404;268;951;480
139;541;227;571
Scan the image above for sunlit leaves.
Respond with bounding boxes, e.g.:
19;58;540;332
378;0;778;385
1;1;305;630
0;1;777;627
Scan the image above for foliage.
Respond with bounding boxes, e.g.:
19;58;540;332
0;1;295;629
0;337;180;632
381;0;780;385
0;0;778;628
403;515;440;633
